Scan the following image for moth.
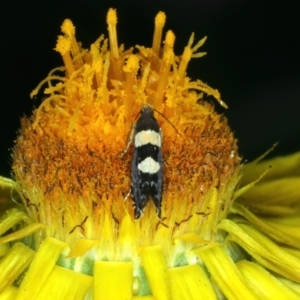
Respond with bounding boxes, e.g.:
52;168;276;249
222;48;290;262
132;106;164;219
122;105;163;219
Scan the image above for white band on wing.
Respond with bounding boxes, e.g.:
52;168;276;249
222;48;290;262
138;157;161;174
135;130;161;147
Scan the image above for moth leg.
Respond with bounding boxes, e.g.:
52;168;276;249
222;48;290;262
117;123;136;157
152;193;162;219
134;207;143;219
124;189;131;201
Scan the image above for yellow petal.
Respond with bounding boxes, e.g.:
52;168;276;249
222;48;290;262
241;151;300;185
93;261;133;300
0;176;15;189
175;233;210;244
141;245;171;300
132;297;155;300
15;237;68;300
276;277;300;297
0;209;31;236
168;264;217;300
68;239;98;258
36;265;92;300
265;216;300;226
219;219;300;282
0;223;47;245
0;285;18;300
0;243;9;258
281;246;300;260
237;177;300;207
237;260;299;299
263;218;300;243
236;204;298;216
0;243;35;293
230;203;300;248
191;244;257;300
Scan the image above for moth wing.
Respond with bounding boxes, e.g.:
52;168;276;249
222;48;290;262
131;147;144;219
151;146;163;218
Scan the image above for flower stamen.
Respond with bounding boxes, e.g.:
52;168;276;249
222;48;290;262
152;11;166;55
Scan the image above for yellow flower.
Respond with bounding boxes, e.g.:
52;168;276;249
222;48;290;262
1;8;300;300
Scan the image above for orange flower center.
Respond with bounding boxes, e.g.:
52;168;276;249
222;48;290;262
12;9;240;249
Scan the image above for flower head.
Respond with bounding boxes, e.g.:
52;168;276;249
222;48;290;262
1;8;300;300
13;8;239;250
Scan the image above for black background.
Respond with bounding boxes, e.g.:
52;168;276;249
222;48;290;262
1;0;299;177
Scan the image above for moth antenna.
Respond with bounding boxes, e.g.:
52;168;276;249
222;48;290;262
152;108;182;136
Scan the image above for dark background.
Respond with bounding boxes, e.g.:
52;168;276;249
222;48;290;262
1;0;299;177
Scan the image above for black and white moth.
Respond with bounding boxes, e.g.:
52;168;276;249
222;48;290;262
123;105;163;219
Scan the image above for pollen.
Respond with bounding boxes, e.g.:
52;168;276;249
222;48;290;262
13;8;240;255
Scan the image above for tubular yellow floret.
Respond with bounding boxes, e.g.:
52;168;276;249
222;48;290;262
60;19;83;69
178;34;208;78
91;39;104;88
187;32;195;48
123;54;139;73
61;19;75;36
163;30;175;57
107;9;124;81
123;54;139;110
140;61;150;87
153;31;175;108
188;79;228;108
191;35;207;50
152;11;166;55
178;46;192;79
55;36;71;55
107;8;119;59
55;36;75;75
